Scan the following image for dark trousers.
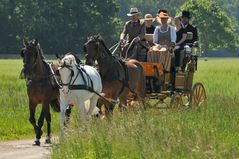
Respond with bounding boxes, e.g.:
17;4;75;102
174;46;184;68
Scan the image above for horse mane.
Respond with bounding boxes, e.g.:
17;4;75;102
97;36;112;56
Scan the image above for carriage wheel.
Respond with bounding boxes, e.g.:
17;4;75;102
170;93;183;108
190;83;207;110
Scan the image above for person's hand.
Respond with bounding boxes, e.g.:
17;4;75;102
170;42;175;48
174;45;180;50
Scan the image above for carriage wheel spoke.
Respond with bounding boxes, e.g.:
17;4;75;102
191;83;207;110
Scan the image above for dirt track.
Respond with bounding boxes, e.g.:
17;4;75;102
0;138;52;159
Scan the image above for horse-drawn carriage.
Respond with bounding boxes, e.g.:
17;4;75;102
140;35;207;110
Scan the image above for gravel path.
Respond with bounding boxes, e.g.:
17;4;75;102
0;138;54;159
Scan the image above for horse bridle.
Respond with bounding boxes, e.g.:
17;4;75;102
23;45;43;78
58;62;80;89
85;39;106;63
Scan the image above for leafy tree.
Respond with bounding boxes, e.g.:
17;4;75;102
180;0;239;54
0;0;121;54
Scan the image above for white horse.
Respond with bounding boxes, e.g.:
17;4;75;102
57;54;102;135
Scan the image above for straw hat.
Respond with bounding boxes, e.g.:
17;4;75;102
127;8;141;16
157;12;172;24
143;14;155;21
158;12;170;19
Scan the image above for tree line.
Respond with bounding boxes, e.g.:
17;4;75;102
0;0;121;54
0;0;238;55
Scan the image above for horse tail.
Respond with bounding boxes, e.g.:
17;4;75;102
50;99;61;112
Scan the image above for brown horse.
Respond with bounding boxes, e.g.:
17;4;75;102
21;39;70;145
84;35;146;116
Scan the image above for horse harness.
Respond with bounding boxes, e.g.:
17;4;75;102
60;63;94;92
59;63;115;105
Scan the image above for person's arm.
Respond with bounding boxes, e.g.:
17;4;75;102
120;22;128;40
176;33;187;46
137;23;146;40
153;27;159;44
170;26;176;44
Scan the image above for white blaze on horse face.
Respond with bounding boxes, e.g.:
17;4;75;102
59;67;72;95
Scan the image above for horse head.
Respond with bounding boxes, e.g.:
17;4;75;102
57;54;77;94
21;38;43;78
84;35;112;65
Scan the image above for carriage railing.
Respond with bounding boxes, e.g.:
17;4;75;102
183;41;201;72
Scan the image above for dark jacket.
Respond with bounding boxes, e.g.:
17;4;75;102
120;19;146;43
146;25;155;34
183;24;198;44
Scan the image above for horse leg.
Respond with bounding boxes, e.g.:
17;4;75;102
78;101;88;122
29;101;39;146
64;104;73;126
45;104;51;144
60;97;68;139
35;105;47;145
87;94;100;116
119;95;128;112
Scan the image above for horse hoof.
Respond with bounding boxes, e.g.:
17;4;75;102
32;140;40;146
45;139;51;144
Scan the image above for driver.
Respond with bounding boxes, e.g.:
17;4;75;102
120;8;146;60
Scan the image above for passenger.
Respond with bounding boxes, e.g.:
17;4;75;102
175;16;187;47
144;14;155;34
157;9;172;25
181;11;198;71
174;16;187;69
181;11;198;45
120;8;146;60
153;12;176;47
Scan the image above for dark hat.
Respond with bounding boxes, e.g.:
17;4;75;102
157;9;168;14
182;11;191;18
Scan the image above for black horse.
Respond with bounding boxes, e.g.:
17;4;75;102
21;39;70;145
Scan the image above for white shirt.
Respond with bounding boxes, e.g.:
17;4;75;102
153;25;177;44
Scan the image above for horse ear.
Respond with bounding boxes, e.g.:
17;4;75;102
96;34;101;39
34;39;38;46
23;38;28;47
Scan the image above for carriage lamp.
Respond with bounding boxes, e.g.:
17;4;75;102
192;46;200;56
192;41;201;56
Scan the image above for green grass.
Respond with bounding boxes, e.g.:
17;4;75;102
0;59;239;158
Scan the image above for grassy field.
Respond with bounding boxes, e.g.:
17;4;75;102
0;59;239;158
